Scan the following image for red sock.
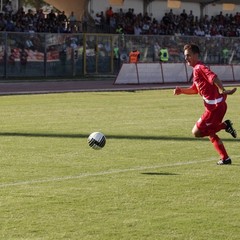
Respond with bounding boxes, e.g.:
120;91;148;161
214;122;226;133
209;134;228;160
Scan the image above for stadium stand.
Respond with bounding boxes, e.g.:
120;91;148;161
0;1;240;37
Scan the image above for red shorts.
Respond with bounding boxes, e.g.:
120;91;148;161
196;101;227;137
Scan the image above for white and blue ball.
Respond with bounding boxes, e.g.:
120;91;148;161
87;132;106;150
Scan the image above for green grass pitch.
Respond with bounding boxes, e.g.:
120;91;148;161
0;89;239;239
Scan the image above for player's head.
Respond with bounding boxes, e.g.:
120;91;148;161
184;44;200;54
183;44;200;67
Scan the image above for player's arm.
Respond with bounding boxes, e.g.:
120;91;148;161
213;77;237;95
174;86;198;95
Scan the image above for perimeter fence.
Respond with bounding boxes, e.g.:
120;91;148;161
0;32;240;80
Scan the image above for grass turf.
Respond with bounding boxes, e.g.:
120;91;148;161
0;89;239;239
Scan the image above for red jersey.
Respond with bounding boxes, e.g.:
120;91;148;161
191;62;225;110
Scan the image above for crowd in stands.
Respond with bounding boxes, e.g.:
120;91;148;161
100;7;240;37
1;0;240;37
0;1;78;33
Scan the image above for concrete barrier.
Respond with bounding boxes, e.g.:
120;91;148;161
114;63;239;84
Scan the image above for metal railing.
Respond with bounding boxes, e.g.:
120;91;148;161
0;32;239;80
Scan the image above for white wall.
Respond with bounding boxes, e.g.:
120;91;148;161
204;4;240;17
89;0;143;17
149;0;240;22
148;1;200;21
89;0;240;22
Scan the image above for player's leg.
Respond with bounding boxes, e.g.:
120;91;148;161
192;110;212;138
192;108;232;165
192;121;230;160
195;103;226;137
207;102;227;135
209;134;231;165
192;124;202;138
212;120;237;138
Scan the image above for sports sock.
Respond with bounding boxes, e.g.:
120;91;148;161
202;123;226;137
209;134;228;160
217;122;226;132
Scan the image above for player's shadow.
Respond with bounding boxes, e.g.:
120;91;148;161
0;132;238;142
141;172;179;176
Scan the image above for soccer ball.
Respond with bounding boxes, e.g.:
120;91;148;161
87;132;106;150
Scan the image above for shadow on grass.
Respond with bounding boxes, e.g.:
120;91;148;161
141;172;179;176
0;132;239;142
229;163;240;167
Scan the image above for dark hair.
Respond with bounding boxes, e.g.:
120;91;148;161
184;44;200;54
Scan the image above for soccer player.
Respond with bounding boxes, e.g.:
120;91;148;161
174;43;237;165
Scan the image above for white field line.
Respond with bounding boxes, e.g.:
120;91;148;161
0;157;236;188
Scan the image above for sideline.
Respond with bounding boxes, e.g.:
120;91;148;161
0;158;218;188
0;80;239;95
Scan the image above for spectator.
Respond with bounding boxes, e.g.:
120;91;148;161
59;46;67;66
134;24;142;35
188;10;194;23
94;13;102;32
180;9;188;21
129;48;140;63
47;9;56;22
8;48;16;67
3;0;13;16
221;47;230;64
19;47;28;72
58;11;67;23
25;9;34;23
159;47;169;62
1;4;240;38
81;12;89;33
68;11;77;32
35;9;45;21
5;18;15;31
116;24;123;35
113;43;120;72
194;26;205;36
234;12;240;25
143;12;151;23
106;7;113;25
0;13;7;31
109;14;116;32
118;8;124;19
125;8;133;20
125;18;134;34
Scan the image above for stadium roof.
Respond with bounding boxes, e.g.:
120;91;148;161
44;0;88;20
